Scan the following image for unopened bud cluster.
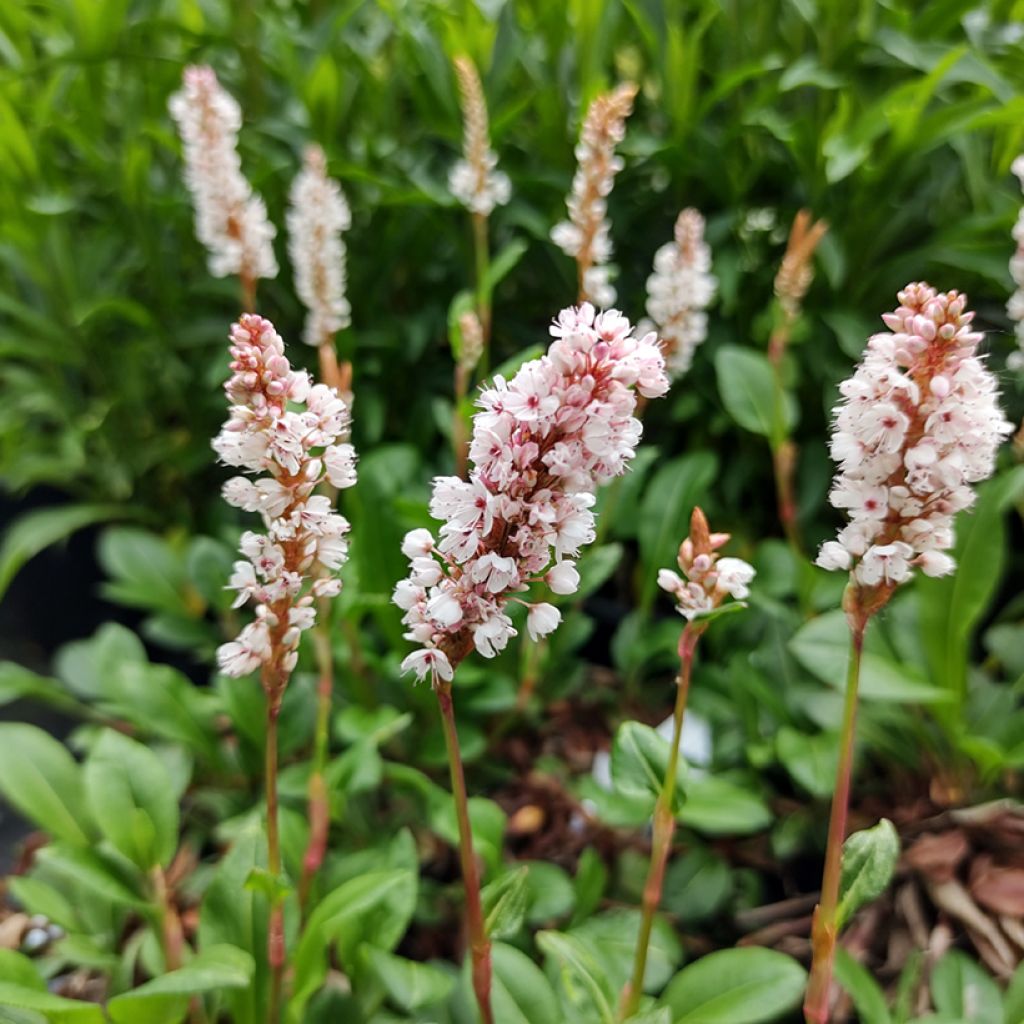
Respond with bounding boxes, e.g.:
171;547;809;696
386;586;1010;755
551;83;637;308
658;509;754;620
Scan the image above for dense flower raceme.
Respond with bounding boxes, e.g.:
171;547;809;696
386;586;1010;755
773;209;828;323
169;66;278;285
288;145;352;348
551;83;637;307
449;55;511;217
658;509;755;620
214;315;357;682
1008;156;1024;371
816;283;1012;595
640;208;716;378
394;304;669;684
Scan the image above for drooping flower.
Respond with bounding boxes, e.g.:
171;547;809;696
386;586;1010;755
658;507;755;621
551;83;637;307
641;208;716;377
395;303;669;683
1007;156;1024;371
448;55;511;217
214;314;357;683
287;145;352;348
816;283;1012;603
169;66;278;289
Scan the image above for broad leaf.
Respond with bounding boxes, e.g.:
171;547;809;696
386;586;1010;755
662;947;806;1023
611;720;686;810
838;819;900;926
84;729;180;870
0;724;92;845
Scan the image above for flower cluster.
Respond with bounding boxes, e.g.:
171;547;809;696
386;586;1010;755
169;66;278;286
288;145;352;348
1007;156;1024;371
457;310;485;373
816;284;1012;591
448;56;511;217
214;315;357;682
658;508;754;620
773;209;827;322
395;304;669;684
551;83;637;308
641;209;716;377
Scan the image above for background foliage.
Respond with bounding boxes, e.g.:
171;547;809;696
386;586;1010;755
1;1;1023;1022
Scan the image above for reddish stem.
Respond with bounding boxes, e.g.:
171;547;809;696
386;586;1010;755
436;680;493;1024
804;623;866;1024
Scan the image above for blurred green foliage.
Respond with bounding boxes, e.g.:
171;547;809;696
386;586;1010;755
1;1;1024;1021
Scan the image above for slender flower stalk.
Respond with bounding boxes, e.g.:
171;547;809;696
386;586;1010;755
620;508;754;1019
213;314;357;1022
768;210;827;554
1007;156;1024;372
805;284;1011;1024
639;208;716;379
552;83;637;307
286;144;359;905
394;304;669;1024
450;54;510;361
169;66;278;309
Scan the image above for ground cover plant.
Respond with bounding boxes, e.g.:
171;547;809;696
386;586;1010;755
1;1;1024;1023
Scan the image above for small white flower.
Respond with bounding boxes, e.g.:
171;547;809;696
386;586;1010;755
402;528;436;559
546;561;580;595
400;649;453;683
527;603;561;641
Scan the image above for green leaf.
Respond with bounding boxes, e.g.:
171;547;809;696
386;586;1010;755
930;949;1002;1024
537;929;616;1024
661;846;733;924
98;528;188;616
489;941;560;1024
0;662;80;712
714;346;795;444
638;453;718;611
0;981;104;1024
776;726;838;798
83;729;180;870
676;777;772;835
483;865;529;939
289;869;416;1022
0;724;92;845
837;819;899;927
0;504;121;600
689;601;748;625
523;861;576;925
106;945;254;1024
1005;958;1024;1024
834;947;892;1024
0;951;46;992
34;844;146;910
916;468;1024;702
571;909;683;996
611;721;686;810
362;947;454;1012
790;610;950;703
483;238;529;293
662;947;806;1023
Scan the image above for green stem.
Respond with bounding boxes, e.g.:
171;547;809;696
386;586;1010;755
620;625;700;1020
436;680;493;1024
472;212;491;371
803;622;866;1024
265;692;285;1024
